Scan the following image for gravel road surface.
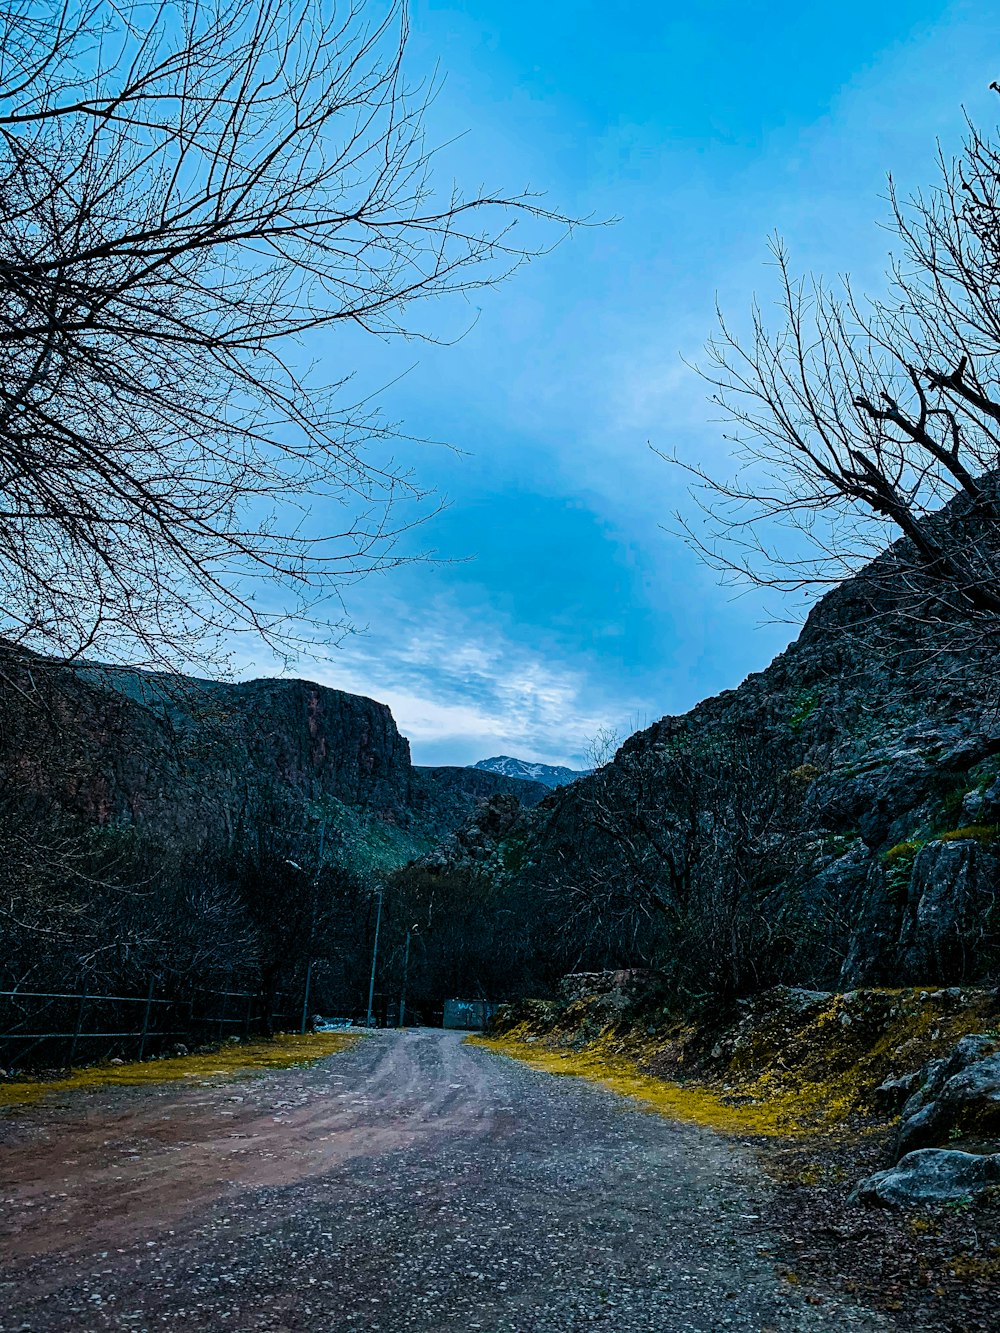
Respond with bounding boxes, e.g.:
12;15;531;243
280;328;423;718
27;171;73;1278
0;1028;892;1332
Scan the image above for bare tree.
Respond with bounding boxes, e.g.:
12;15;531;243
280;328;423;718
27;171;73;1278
673;91;1000;634
543;729;813;997
583;723;620;772
0;795;259;997
0;0;569;667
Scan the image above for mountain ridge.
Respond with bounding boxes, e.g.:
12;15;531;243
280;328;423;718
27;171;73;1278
472;754;589;789
0;647;545;869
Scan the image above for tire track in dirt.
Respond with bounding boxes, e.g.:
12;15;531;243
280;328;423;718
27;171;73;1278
0;1030;501;1264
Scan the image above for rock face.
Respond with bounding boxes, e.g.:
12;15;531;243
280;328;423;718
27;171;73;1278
893;1035;1000;1159
414;765;548;812
896;841;995;979
851;1149;1000;1207
415;792;534;875
0;648;541;864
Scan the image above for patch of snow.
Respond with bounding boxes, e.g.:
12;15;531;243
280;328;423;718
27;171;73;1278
471;755;590;789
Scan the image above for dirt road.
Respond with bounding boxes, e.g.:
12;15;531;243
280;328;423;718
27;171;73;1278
0;1029;890;1332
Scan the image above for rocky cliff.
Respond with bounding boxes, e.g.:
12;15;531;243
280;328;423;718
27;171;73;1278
0;648;542;866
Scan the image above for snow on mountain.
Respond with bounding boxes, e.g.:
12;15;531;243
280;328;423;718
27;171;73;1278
471;755;589;790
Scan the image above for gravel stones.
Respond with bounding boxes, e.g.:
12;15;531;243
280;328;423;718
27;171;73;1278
0;1029;892;1332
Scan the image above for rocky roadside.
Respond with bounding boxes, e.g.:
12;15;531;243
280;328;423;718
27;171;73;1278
761;1130;999;1333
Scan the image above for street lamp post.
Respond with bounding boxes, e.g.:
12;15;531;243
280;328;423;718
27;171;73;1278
365;888;383;1028
287;819;325;1036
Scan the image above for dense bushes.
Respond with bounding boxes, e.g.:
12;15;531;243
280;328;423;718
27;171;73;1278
513;730;823;1004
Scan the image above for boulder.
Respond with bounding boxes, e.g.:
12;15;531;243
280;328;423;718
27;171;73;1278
938;1032;997;1076
899;1037;997;1119
980;776;1000;822
895;1102;947;1158
851;1149;1000;1207
936;1052;1000;1123
872;1070;923;1114
898;1058;946;1120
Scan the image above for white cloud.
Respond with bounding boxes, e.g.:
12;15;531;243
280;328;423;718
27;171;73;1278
324;625;612;767
239;595;645;768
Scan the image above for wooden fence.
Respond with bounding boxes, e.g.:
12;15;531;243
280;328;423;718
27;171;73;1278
0;984;301;1072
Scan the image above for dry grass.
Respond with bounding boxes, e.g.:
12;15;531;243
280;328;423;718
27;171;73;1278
0;1031;360;1109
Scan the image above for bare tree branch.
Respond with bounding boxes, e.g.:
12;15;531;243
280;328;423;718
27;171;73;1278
0;0;574;668
672;100;1000;637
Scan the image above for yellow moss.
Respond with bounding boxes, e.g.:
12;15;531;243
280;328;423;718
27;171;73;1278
0;1031;359;1109
470;1031;859;1137
948;1248;1000;1280
790;1162;823;1186
936;824;999;844
474;987;999;1142
470;1032;769;1133
884;840;924;864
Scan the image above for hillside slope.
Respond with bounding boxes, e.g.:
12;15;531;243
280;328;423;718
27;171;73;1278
439;552;1000;991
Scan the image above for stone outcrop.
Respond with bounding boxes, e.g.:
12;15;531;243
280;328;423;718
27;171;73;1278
893;1034;1000;1159
412;765;547;817
488;970;1000;1209
896;841;996;979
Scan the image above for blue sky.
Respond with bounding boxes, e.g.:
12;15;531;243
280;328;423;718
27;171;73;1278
259;1;1000;767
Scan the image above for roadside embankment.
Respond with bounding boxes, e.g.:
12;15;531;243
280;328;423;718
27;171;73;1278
479;972;1000;1144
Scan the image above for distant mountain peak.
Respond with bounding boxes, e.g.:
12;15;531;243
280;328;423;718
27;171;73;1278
471;755;589;790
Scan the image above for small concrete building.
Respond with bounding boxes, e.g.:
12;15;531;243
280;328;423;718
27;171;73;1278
442;999;494;1031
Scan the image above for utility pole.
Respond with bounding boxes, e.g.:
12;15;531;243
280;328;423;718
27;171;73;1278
365;888;383;1028
299;957;314;1036
398;924;417;1028
295;820;326;1036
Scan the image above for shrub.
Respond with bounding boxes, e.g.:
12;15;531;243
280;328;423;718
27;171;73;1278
788;689;820;731
883;839;925;865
